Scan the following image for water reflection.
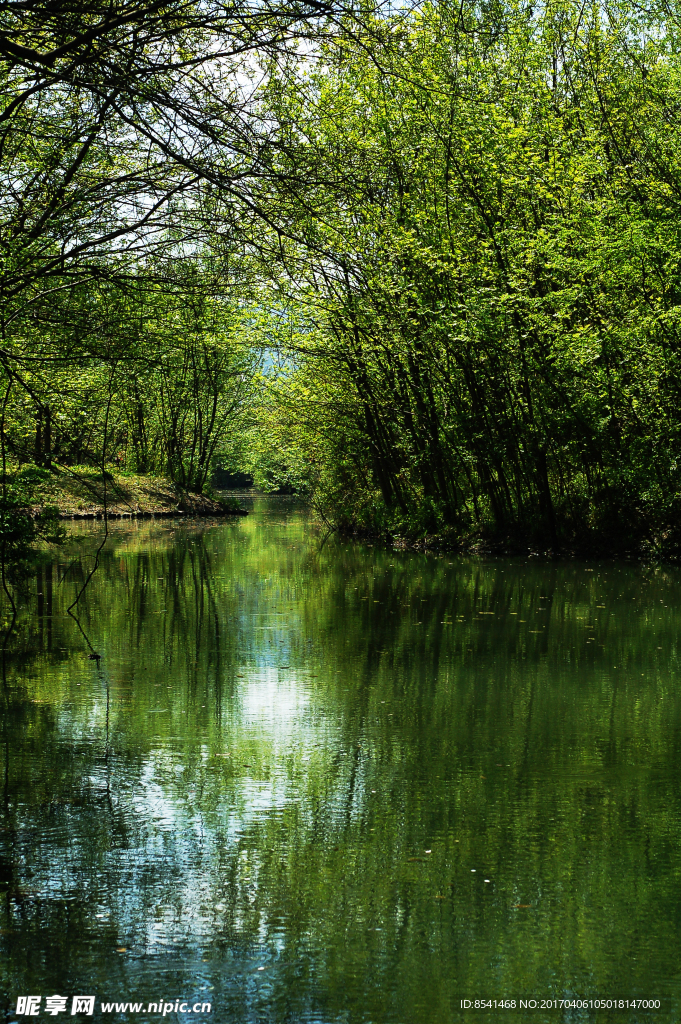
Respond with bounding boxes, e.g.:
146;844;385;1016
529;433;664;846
1;502;681;1022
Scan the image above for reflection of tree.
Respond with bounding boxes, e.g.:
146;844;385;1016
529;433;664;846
2;517;681;1016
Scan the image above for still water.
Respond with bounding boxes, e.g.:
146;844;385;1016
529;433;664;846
2;498;681;1023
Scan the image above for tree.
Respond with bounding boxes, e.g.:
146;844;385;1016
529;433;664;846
249;0;681;551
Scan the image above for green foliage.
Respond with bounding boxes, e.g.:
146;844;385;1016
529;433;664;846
6;0;681;552
0;465;65;584
0;275;259;502
247;0;681;550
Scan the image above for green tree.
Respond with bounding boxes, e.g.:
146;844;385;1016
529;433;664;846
252;0;681;552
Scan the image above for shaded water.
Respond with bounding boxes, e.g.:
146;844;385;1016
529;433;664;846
1;498;681;1023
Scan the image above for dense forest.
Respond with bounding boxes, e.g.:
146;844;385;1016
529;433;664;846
4;0;681;563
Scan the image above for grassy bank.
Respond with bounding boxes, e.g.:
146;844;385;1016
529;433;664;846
33;468;247;519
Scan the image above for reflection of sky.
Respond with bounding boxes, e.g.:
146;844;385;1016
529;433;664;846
16;663;347;953
242;668;309;732
14;504;354;950
7;506;364;977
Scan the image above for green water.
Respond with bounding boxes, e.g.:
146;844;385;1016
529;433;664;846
1;498;681;1023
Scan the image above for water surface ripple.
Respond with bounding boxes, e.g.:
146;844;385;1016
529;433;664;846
1;499;680;1022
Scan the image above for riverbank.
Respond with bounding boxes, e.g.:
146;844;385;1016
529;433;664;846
35;468;247;519
340;522;675;562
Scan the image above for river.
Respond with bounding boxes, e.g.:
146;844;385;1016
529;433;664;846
1;497;680;1022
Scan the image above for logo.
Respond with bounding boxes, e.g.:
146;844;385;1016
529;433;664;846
15;996;95;1017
